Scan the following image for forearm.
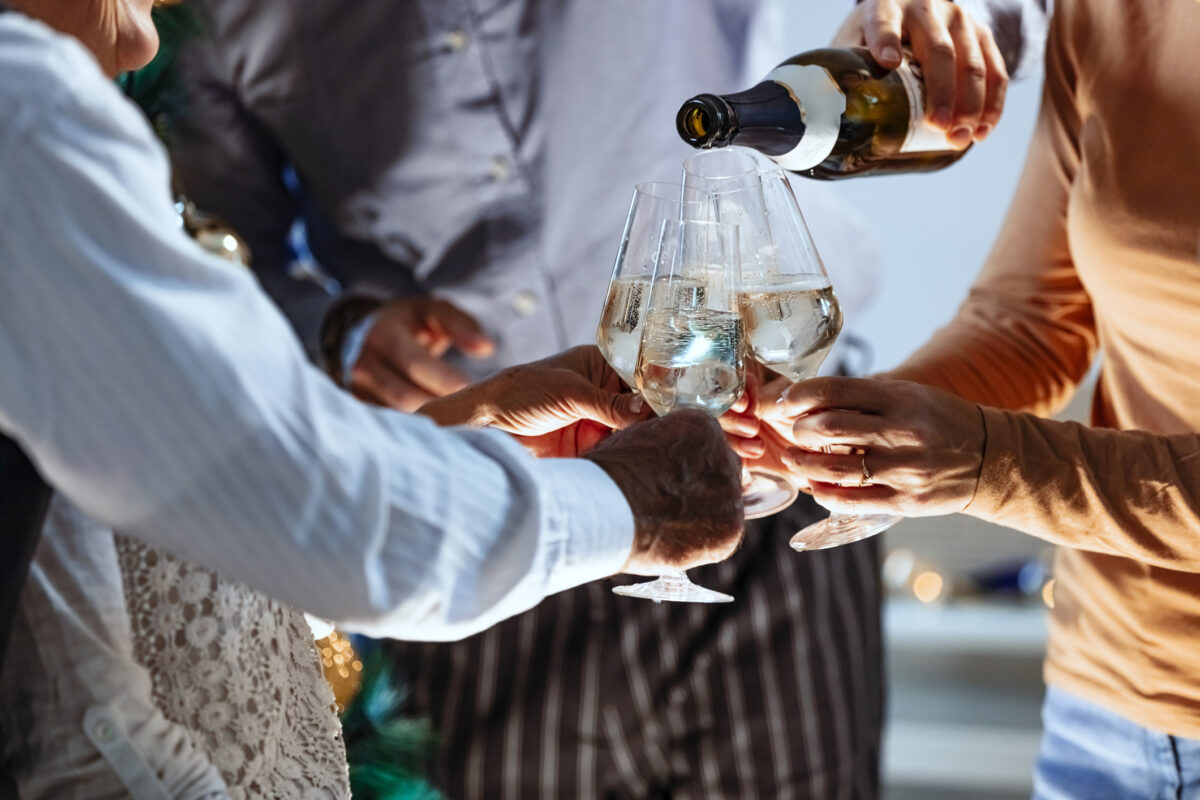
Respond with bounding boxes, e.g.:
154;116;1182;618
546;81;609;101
966;407;1200;570
884;32;1095;416
0;70;633;641
881;288;1095;416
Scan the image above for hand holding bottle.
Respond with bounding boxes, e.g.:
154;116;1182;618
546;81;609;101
831;0;1009;146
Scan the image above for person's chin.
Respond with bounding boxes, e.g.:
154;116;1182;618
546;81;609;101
114;27;159;73
113;1;159;73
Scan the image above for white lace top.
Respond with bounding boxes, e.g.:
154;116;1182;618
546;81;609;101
117;537;351;799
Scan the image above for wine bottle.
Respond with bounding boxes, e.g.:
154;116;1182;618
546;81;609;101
676;47;969;180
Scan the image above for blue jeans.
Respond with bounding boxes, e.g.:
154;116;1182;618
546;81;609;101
1033;686;1200;799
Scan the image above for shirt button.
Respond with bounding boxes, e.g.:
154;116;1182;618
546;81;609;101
93;720;117;744
444;28;470;52
488;154;513;181
512;290;538;317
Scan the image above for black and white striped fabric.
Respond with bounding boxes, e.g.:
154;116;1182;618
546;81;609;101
385;495;883;799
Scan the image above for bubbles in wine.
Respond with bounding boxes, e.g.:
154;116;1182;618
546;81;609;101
596;276;648;386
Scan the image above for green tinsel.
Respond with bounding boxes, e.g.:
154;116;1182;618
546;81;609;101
340;649;444;800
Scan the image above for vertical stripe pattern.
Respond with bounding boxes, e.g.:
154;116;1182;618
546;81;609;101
383;494;884;798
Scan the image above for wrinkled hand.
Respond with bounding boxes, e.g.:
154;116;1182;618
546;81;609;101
419;345;650;458
349;297;495;411
778;377;986;516
585;410;745;575
833;0;1009;146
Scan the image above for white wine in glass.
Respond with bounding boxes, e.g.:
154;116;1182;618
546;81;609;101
597;182;710;388
637;305;745;417
739;273;842;382
614;219;743;604
596;275;649;387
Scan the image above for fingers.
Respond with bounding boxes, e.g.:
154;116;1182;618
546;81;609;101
719;409;760;438
780;376;892;418
790;408;925;451
905;0;957;130
424;299;496;358
862;0;904;67
349;355;438;411
728;434;765;459
974;27;1008;140
945;4;986;147
782;447;919;487
562;378;651;431
807;481;901;515
401;345;472;397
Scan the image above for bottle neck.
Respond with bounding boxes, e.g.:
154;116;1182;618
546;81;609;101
676;81;805;155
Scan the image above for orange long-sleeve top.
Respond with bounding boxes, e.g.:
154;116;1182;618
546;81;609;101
889;0;1200;736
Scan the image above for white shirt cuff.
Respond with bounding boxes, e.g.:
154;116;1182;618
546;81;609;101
339;310;380;387
529;458;634;595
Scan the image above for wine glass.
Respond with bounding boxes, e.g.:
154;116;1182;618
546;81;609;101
596;182;709;387
685;151;902;549
682;150;804;518
745;174;902;550
612;218;744;604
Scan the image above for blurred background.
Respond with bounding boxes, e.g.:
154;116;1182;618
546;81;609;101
745;2;1084;798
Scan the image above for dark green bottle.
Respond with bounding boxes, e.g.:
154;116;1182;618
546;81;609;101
677;47;970;180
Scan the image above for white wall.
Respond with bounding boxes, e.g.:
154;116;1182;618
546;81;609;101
744;0;1044;372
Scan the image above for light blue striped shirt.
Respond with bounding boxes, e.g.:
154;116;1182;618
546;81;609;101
0;12;633;643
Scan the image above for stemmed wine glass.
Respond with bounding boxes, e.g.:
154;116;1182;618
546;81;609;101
682;150;805;518
745;171;902;550
684;149;901;550
611;218;744;604
596;182;708;386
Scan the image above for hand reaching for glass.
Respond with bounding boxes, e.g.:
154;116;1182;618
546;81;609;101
418;345;650;458
779;377;986;517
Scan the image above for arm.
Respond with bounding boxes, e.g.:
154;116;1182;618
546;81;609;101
0;40;634;642
783;4;1200;570
886;0;1094;416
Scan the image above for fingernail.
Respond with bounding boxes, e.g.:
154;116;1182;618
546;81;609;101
974;122;993;141
948;125;973;148
881;45;901;64
932;108;953;130
630;394;644;413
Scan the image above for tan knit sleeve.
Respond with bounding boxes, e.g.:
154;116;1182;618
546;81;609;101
887;0;1096;417
965;408;1200;569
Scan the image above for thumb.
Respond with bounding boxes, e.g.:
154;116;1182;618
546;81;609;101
427;300;497;358
566;381;649;431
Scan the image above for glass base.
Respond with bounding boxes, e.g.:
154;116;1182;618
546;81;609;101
789;512;901;552
612;572;734;603
742;469;799;520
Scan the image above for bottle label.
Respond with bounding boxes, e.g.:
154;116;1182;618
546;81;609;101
895;55;962;153
763;64;846;172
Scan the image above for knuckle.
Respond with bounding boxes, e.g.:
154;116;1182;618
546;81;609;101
928;39;956;61
963;59;988;81
814;378;846;408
